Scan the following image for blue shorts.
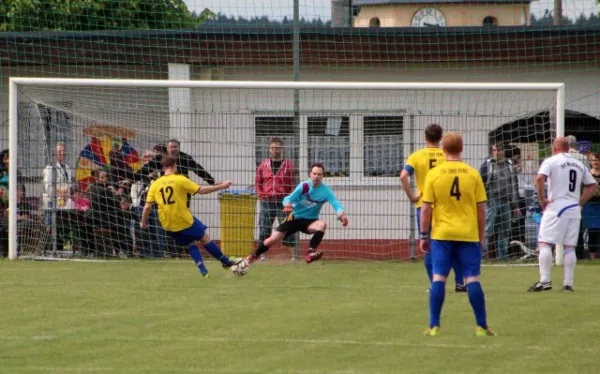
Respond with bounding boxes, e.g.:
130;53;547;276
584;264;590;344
415;207;431;234
167;218;207;246
431;240;481;278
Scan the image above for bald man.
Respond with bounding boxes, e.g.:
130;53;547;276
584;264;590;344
528;137;597;293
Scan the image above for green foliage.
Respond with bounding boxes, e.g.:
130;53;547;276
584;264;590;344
0;0;204;32
530;10;600;27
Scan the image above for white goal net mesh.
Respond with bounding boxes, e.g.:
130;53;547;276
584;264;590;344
10;82;558;262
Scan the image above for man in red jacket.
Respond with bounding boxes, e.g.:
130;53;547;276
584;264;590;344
255;137;297;252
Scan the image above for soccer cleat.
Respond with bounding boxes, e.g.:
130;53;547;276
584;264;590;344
305;250;323;263
562;285;574;292
455;284;467;293
527;281;552;292
202;273;209;278
424;326;440;336
222;257;242;269
475;326;496;336
245;255;259;265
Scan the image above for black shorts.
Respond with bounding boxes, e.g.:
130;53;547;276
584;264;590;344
275;214;317;239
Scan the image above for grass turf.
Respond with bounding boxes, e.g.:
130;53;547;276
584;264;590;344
1;259;599;373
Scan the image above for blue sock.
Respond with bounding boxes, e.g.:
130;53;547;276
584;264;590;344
204;241;230;265
424;254;433;284
467;282;488;329
429;281;446;328
189;245;208;275
452;258;464;286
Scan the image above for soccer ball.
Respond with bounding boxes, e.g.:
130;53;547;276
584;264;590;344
231;259;249;276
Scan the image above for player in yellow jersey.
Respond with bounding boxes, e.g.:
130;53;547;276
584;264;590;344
419;132;494;337
140;155;241;277
400;124;464;292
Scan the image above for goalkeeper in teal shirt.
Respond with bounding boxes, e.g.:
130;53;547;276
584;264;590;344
244;163;349;266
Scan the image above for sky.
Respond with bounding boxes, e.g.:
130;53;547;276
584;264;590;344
185;0;600;21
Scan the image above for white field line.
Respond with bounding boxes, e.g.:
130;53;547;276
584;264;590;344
0;335;585;353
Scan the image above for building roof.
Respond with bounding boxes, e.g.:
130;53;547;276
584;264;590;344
0;26;598;67
352;0;534;4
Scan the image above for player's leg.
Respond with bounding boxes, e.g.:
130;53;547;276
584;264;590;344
562;217;581;292
458;242;494;336
425;240;452;335
416;207;433;285
277;202;297;249
246;229;288;265
528;212;562;292
304;219;327;263
197;232;239;268
187;241;209;276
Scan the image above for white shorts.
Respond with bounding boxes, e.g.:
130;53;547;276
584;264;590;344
538;211;581;247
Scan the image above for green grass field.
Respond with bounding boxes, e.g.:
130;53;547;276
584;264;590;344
1;259;599;374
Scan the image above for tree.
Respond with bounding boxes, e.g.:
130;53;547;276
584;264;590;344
0;0;207;32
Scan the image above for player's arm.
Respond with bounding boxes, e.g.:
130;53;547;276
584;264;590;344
475;173;488;248
327;188;348;227
195;180;232;195
400;168;420;203
477;202;486;247
400;155;420;203
419;172;435;253
140;183;156;229
282;182;305;211
580;169;598;206
536;159;551;210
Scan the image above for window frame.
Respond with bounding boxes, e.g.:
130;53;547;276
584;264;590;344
254;112;404;187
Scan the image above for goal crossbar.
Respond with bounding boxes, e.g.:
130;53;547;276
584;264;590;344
7;78;566;261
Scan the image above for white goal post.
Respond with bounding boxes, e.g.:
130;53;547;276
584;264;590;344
8;78;566;262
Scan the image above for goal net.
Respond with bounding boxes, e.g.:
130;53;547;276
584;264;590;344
8;79;564;263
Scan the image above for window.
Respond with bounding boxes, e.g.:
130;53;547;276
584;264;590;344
308;116;350;177
482;16;498;27
369;17;381;27
254;116;299;168
363;116;403;177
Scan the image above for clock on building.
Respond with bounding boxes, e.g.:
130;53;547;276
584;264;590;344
411;7;446;27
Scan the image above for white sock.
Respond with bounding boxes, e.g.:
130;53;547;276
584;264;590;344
538;243;553;283
563;248;577;287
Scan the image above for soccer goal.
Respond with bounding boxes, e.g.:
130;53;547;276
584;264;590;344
7;78;565;263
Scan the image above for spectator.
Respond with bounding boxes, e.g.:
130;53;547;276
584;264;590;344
479;142;521;260
505;145;527;258
72;186;90;212
131;151;164;258
86;170;121;255
567;135;589;165
1;185;31;257
0;150;23;212
583;152;600;259
255;137;297;254
43;142;73;197
56;184;75;210
138;139;215;186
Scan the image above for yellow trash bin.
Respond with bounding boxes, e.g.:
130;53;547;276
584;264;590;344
218;190;258;257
